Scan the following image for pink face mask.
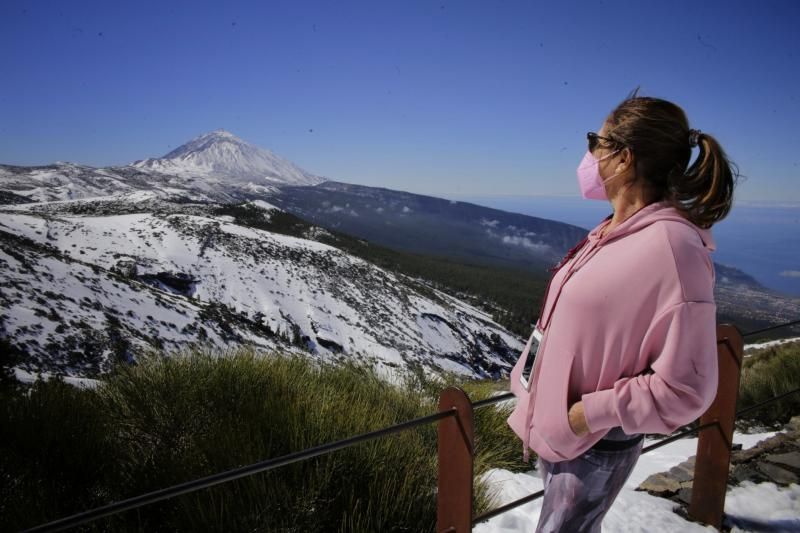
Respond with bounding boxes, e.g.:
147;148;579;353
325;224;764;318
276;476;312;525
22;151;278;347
576;149;620;200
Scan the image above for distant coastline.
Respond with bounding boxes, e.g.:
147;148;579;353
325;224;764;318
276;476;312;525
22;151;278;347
446;195;800;298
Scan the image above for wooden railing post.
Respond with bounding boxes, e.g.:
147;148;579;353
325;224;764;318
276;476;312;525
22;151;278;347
437;386;474;533
689;323;744;528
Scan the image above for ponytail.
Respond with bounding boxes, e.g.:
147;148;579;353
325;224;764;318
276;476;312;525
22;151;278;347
606;93;739;229
668;132;737;229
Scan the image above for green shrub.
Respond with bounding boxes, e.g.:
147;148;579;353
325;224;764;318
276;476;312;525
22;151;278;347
0;378;111;531
1;350;528;532
99;350;442;532
738;340;800;425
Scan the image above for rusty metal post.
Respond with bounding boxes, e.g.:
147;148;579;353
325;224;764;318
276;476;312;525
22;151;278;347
437;386;474;533
689;324;744;528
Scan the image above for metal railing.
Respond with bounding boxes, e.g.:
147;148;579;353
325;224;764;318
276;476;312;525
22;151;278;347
470;387;800;525
23;319;800;533
23;410;458;533
470;320;800;529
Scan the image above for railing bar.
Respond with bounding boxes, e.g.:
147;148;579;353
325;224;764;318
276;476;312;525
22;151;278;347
734;387;800;417
642;421;719;454
742;319;800;338
473;420;728;525
24;337;800;532
472;489;545;524
473;386;800;524
471;392;515;409
23;409;457;533
471;421;721;526
641;388;800;453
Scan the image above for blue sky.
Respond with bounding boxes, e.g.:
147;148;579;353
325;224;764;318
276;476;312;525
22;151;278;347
1;0;798;202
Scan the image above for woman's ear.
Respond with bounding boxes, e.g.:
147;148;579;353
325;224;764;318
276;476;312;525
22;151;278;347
617;147;634;173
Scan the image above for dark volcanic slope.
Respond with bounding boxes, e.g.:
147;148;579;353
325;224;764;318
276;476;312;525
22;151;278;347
266;181;588;273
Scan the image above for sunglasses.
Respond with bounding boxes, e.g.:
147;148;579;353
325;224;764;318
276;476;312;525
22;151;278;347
587;131;622;153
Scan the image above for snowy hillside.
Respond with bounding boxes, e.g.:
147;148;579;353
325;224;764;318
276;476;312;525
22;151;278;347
0;161;242;204
0;192;523;378
0;130;325;204
0;162;141;203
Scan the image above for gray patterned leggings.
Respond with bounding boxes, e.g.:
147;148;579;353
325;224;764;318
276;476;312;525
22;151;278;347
535;434;643;533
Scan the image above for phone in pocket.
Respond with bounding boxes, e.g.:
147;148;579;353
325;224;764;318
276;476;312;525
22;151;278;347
519;328;543;391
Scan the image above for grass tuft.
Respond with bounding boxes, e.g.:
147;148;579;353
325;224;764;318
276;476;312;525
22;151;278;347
738;340;800;425
1;349;529;532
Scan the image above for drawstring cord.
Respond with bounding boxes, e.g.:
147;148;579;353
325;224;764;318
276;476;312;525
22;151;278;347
521;217;611;463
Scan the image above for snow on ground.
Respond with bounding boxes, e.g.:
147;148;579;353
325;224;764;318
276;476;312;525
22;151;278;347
724;482;800;531
248;199;282;212
474;430;800;533
1;205;523;377
13;367;101;389
745;336;800;354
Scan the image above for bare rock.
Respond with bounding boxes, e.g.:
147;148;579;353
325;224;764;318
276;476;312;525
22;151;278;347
730;463;762;485
637;424;800;520
764;451;800;471
731;432;791;463
669;463;694;483
756;462;799;485
638;472;682;495
676;487;693;506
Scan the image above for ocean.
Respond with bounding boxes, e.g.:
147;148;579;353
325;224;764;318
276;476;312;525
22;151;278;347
450;195;800;298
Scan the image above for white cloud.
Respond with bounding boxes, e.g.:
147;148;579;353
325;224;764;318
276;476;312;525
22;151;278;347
402;206;412;213
483;227;550;254
329;205;344;213
480;218;500;228
375;207;384;213
780;270;800;278
501;235;551;253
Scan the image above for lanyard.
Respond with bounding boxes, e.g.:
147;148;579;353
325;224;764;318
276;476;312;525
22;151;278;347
535;214;612;332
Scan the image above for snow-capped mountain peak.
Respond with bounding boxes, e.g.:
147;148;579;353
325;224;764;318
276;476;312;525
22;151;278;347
161;129;246;160
132;130;326;187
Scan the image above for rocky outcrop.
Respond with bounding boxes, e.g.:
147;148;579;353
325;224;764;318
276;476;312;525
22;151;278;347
637;416;800;507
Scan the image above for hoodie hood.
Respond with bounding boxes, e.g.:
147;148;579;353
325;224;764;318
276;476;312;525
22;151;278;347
589;200;716;252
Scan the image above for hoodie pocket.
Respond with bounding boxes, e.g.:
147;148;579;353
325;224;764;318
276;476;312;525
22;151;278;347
531;347;577;455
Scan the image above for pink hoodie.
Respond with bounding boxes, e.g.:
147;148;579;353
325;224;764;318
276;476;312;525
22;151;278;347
507;200;718;463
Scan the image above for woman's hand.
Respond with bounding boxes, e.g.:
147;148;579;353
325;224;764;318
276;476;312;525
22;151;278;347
568;401;590;436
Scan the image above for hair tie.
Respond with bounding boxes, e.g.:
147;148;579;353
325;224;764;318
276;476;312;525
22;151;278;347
688;129;702;147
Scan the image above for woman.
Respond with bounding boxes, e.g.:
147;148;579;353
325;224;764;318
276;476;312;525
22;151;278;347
507;91;737;532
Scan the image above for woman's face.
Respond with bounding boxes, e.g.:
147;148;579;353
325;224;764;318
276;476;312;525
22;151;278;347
593;122;622;180
592;122;619;171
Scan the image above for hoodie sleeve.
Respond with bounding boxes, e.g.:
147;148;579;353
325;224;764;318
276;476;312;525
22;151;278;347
581;300;718;435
